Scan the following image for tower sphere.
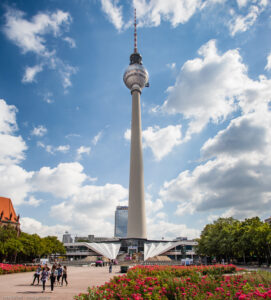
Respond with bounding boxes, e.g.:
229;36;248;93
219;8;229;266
123;62;149;93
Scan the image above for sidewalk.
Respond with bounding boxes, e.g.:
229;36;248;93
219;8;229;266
0;266;120;300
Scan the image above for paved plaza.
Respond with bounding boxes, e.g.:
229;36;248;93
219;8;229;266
0;266;120;300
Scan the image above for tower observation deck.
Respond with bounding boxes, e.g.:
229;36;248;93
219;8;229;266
123;9;149;239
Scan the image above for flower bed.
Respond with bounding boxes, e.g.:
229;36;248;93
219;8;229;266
0;263;36;274
74;265;271;299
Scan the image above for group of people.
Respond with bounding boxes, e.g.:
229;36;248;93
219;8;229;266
31;263;68;292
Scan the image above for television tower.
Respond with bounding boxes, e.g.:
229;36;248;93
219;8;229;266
123;9;149;239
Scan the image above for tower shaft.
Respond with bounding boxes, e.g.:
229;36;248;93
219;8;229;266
127;90;147;239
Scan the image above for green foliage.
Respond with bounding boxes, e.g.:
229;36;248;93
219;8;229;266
197;217;271;264
0;225;65;262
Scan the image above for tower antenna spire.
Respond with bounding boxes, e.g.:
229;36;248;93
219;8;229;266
134;8;137;53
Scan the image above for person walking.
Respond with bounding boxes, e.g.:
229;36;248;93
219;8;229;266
109;260;113;273
31;264;41;285
56;264;63;285
40;267;49;293
61;266;68;286
50;265;57;292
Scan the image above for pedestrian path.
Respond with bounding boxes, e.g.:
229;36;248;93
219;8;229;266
0;266;119;300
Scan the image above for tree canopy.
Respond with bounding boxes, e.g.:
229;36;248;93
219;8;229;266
196;217;271;265
0;225;65;263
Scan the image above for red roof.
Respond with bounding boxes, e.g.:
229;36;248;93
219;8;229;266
0;197;19;224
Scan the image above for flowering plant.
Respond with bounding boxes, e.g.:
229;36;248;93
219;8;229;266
74;265;271;299
0;263;36;274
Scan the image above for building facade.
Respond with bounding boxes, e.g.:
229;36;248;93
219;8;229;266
114;206;128;238
62;231;73;243
0;197;20;234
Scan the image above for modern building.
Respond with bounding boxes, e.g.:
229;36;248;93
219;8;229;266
114;206;128;238
0;197;20;234
123;9;149;239
62;231;73;243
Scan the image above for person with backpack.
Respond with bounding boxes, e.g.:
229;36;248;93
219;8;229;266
31;264;41;285
40;267;49;292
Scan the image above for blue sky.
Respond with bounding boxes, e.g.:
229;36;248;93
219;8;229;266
0;0;271;240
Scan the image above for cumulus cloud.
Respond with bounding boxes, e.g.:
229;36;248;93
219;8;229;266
32;162;88;198
162;40;262;138
100;0;123;31
159;105;271;220
0;165;32;205
134;0;201;27
22;64;43;83
3;8;71;55
20;217;70;238
31;125;47;137
125;124;182;160
50;183;128;236
147;218;200;240
0;100;27;165
0;99;18;134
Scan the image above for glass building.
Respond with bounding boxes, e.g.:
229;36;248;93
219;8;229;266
114;206;128;238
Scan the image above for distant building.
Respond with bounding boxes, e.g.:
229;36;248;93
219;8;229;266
62;231;73;243
74;234;118;243
0;197;20;233
174;237;188;241
114;206;128;238
265;217;271;224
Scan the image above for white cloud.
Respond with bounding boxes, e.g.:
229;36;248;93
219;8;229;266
92;131;103;145
0;165;33;205
50;183;128;236
134;0;201;27
57;60;78;90
229;5;259;36
31;125;47;137
265;52;271;71
38;142;70;154
236;0;249;8
3;7;76;91
162;40;251;138
0;135;27;165
125;124;182;160
142;125;182;160
63;36;76;48
20;217;70;238
24;196;43;207
100;0;123;31
22;64;43;83
76;146;91;160
32;162;88;198
0;99;17;134
56;145;70;153
147;218;200;240
3;8;71;55
0;100;27;165
159;105;271;220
